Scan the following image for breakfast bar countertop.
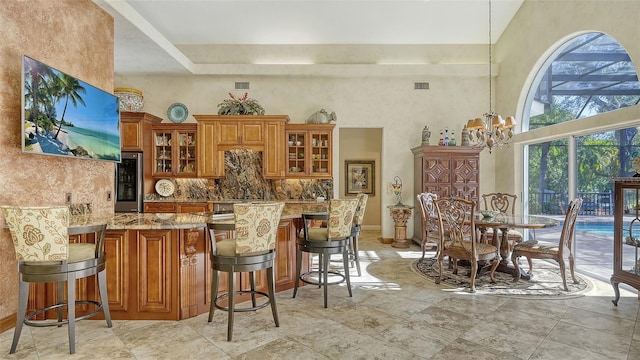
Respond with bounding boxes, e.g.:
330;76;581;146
70;203;329;231
68;213;214;230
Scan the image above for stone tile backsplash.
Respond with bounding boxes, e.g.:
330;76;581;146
145;149;333;201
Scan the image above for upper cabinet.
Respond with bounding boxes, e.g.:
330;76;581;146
285;124;334;178
217;119;264;145
119;111;162;152
151;124;198;178
194;115;289;178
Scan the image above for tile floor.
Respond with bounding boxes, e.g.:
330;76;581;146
1;230;639;359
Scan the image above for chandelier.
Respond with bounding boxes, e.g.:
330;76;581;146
465;0;516;153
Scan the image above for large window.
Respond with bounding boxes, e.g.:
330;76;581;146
525;32;640;216
522;32;640;283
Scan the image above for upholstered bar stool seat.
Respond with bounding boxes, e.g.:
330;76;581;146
293;198;358;308
1;206;112;355
207;202;285;341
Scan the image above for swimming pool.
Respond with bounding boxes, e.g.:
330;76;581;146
575;223;615;237
574;222;640;237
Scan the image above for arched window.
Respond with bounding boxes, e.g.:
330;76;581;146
522;32;640;283
525;32;640;130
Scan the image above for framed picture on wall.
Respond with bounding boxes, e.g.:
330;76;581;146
345;160;375;195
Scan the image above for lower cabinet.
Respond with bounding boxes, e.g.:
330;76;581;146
104;228;179;320
100;217;305;320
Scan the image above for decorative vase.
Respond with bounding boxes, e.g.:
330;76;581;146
114;87;144;112
461;126;470;146
421;126;431;145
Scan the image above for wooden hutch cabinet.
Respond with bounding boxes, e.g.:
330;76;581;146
411;145;481;245
611;178;640;306
151;124;198;178
285;124;334;178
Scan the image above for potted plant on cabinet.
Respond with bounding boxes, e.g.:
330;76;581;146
217;92;265;115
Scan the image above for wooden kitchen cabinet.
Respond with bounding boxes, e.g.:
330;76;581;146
144;202;178;213
33;228;179;321
285;124;334;178
217;119;264;145
263;118;287;178
177;202;210;213
195;115;289;178
119;111;162;152
151;124;197;178
144;202;209;213
411;145;481;245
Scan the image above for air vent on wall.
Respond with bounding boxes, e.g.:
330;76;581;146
235;82;250;90
414;82;429;90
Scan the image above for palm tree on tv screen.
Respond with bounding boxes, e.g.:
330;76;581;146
53;73;86;140
24;58;54;136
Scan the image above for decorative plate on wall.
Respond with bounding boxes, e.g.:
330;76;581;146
155;179;175;197
167;102;188;123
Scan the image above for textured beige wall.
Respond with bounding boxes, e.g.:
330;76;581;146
494;0;640;196
0;0;114;321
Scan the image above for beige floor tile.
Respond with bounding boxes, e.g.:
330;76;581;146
2;230;639;359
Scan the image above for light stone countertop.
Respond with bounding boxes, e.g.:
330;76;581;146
70;203;329;231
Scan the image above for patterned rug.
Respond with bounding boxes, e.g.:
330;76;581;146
411;257;593;299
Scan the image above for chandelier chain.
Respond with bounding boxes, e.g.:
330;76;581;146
488;0;493;114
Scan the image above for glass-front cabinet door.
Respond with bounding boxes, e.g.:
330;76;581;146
152;124;197;177
285;124;334;178
309;132;330;176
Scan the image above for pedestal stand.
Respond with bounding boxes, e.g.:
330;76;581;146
388;205;413;248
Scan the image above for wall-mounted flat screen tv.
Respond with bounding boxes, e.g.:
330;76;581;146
22;55;121;162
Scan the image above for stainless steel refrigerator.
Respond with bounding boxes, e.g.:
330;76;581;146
115;152;143;212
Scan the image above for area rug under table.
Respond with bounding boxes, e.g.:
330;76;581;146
411;257;593;299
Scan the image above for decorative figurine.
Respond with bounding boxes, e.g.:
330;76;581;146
421;126;431;145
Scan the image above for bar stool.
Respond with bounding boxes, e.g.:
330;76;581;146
348;193;368;276
293;198;358;308
0;205;112;354
207;202;285;341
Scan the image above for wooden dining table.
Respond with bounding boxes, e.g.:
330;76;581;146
475;214;559;279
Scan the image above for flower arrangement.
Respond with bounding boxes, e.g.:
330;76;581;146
217;92;265;115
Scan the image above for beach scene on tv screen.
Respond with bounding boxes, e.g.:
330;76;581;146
22;56;121;161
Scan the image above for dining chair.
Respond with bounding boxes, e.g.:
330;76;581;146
1;205;112;354
511;197;583;290
480;192;524;244
434;197;499;293
207;202;285;341
293;198;358;308
348;193;368;276
416;192;439;263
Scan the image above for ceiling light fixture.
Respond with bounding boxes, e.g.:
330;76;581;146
466;0;516;153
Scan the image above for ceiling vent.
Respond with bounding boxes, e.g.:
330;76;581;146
414;82;429;90
235;82;250;90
